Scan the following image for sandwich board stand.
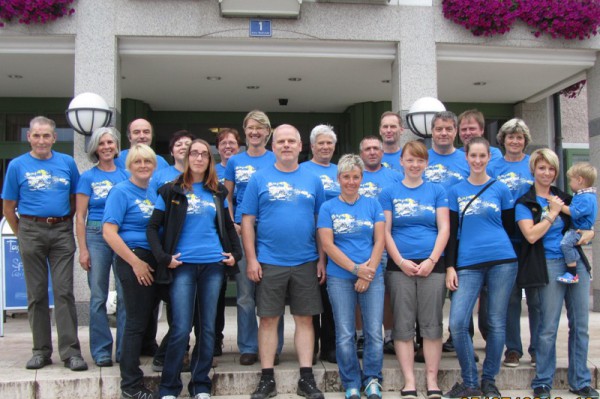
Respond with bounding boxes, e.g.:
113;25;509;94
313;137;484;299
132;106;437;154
0;217;54;337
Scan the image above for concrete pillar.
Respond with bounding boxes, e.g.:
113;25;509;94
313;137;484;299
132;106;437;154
72;0;120;322
587;53;600;311
393;6;438;145
514;99;554;151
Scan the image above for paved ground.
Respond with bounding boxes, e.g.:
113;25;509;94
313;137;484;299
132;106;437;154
0;296;598;399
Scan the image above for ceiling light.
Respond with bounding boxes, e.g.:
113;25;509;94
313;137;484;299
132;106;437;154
207;76;222;81
381;79;390;83
8;74;23;79
247;85;260;89
473;81;487;86
288;77;302;82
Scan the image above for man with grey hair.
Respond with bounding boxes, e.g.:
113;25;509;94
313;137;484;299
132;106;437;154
241;124;326;399
2;116;88;371
301;124;339;364
424;111;469;190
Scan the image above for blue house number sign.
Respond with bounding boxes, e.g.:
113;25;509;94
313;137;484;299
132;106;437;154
250;20;272;37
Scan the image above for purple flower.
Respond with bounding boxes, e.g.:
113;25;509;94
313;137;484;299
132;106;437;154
0;0;75;27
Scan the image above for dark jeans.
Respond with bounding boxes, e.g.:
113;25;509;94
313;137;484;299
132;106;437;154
115;249;162;392
215;276;228;345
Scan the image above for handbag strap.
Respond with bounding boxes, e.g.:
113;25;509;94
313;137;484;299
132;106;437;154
459;179;496;236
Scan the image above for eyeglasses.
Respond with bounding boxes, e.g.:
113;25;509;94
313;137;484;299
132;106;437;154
189;150;210;160
245;126;267;133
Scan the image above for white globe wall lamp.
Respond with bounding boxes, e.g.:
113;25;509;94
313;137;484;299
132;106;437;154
405;97;446;138
65;92;113;136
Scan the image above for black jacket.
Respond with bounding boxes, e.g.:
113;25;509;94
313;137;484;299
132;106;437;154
515;185;590;288
146;175;242;283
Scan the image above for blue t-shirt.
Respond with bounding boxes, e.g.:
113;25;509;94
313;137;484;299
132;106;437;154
516;197;565;259
569;191;597;230
2;151;80;217
155;183;223;264
448;180;515;267
424;149;469;191
149;165;181;193
380;181;448;260
317;196;384;279
225;150;276;223
216;163;226;184
102;180;156;250
239;165;325;266
359;167;403;199
76;166;130;221
115;149;169;171
489;156;533;201
382;150;402;171
300;161;340;201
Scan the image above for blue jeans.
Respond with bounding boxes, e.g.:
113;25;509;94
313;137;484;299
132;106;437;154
504;284;540;357
327;273;384;390
449;262;517;388
560;229;581;265
86;224;124;362
532;258;591;391
235;248;283;355
159;263;224;397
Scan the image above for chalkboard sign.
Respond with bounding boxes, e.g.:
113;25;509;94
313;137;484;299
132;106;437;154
2;237;54;310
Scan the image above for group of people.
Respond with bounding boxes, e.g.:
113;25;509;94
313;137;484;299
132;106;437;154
1;109;597;399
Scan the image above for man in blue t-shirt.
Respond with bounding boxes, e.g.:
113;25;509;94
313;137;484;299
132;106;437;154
425;111;469;191
1;116;88;371
115;118;169;171
457;109;503;169
241;124;325;399
379;111;404;171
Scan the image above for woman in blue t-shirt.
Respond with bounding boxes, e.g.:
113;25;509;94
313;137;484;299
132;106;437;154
380;140;449;399
317;154;385;399
515;149;596;399
489;119;538;369
102;144;162;399
147;139;242;399
444;137;517;399
75;127;129;367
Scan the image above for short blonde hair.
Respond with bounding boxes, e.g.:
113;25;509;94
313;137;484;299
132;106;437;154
529;148;560;182
125;143;157;171
496;118;532;151
337;154;364;176
567;162;597;188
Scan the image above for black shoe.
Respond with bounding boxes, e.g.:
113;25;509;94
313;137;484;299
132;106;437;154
356;336;364;358
26;354;52;370
442;338;455;353
151;357;163;372
64;355;88;371
533;385;551;399
297;376;324;399
474;352;480;363
240;353;258;365
481;380;501;398
251;375;277;399
570;386;599;399
121;385;157;399
442;382;481;399
95;358;113;367
213;340;223;357
274;354;280;366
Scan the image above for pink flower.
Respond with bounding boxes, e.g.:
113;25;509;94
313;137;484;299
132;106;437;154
0;0;75;27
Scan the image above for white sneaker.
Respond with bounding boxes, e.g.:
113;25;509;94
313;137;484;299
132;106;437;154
161;396;177;399
193;394;211;399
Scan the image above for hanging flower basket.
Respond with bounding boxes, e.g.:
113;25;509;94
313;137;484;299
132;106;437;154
518;0;600;40
0;0;75;28
560;80;586;99
442;0;520;37
442;0;600;40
